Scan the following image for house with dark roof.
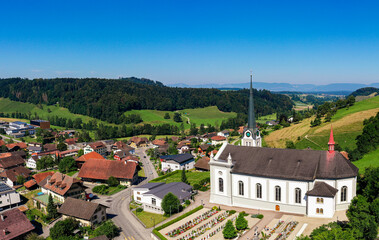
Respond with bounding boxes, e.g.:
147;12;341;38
78;159;139;186
209;127;358;218
84;142;107;156
0;208;35;240
133;182;192;214
160;153;195;172
59;197;107;227
0;166;31;187
0;155;25;172
128;137;148;148
194;156;210;171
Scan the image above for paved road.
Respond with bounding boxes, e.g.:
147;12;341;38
0;134;21;143
93;146;158;240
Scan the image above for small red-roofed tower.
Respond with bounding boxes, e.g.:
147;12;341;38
328;126;335;153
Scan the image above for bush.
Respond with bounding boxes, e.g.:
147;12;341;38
50;218;79;240
92;220;120;239
199;186;208;191
193;183;201;190
251;214;264;219
93;185;109;194
227;210;236;215
107;176;119;187
223;220;237;239
136;208;143;213
235;212;248;230
199;177;210;186
185;200;190;205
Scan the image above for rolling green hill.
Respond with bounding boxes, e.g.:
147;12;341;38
353;148;379;173
265;96;379;151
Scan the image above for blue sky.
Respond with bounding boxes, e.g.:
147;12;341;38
1;0;378;84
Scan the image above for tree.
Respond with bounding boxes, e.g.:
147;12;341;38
57;142;67;151
161;192;180;215
223;220;237;239
77;149;84;157
92;220;119;238
164;113;170;119
181;169;189;184
47;194;58;219
58;157;76;174
49;218;79;239
235;212;248;230
309;222;357;240
16;175;25;185
285;140;296;149
347;195;378;240
369;198;379;224
107;176;119;187
173;112;182;122
37;155;55;170
26;233;45;240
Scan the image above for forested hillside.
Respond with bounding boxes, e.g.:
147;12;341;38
0;78;293;124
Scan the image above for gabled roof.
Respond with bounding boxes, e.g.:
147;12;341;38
199;144;210;151
194;157;210;171
64;138;78;145
89;141;106;150
43;143;57;152
217;145;359;181
160;153;194;164
152;139;167;146
0;208;34;240
76;151;105;162
24;179;37;189
6;142;27;150
32;171;55;184
0;166;31;183
128;136;148;145
42;172;83;196
0;139;5;146
58;197;107;221
78;159;138;180
306;182;338;197
211;136;226;141
0;155;25;169
134;182;165;190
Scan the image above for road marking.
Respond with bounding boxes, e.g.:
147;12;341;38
130;237;136;240
122;232;128;240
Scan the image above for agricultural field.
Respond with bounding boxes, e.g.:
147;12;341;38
124;106;236;129
352;148;379;173
293;101;313;111
264;96;379;150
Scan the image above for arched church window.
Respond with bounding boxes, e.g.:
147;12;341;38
275;186;281;201
317;198;320;203
295;188;301;204
320;208;323;214
341;186;347;202
238;181;244;196
316;208;319;214
219;178;224;192
256;183;262;199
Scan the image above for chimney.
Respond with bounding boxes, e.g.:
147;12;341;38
328;126;335;153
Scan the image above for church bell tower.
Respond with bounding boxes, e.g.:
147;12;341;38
241;72;262;147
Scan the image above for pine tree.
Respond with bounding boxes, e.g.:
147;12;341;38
181;169;189;184
47;194;58;219
223;220;237;239
235;212;248;230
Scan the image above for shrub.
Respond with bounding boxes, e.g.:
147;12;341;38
228;210;236;215
199;186;208;191
107;176;119;187
223;220;237;239
251;214;264;219
235;212;248;230
92;220;120;239
50;218;79;239
136;208;143;213
93;185;109;194
185;200;190;205
193;184;201;190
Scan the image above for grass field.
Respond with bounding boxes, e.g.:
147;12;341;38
125;106;236;129
256;113;276;124
353;148;379;173
150;170;210;186
265;96;379;149
134;210;168;228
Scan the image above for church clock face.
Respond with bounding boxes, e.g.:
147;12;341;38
246;131;251;137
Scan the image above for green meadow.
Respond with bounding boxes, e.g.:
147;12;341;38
353;148;379;173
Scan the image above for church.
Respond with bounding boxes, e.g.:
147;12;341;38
209;74;358;218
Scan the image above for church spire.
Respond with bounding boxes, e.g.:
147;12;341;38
248;72;256;130
328;125;335;153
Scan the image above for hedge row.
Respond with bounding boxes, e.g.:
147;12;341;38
149;170;180;183
152;205;204;240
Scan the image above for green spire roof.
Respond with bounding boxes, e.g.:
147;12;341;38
248;73;256;130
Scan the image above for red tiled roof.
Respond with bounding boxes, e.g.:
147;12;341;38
76;151;105;162
340;151;349;160
152;139;167;146
211;136;226;141
42;172;83;196
64;138;78;145
113;141;127;149
32;171;55;184
0;139;5;146
58;149;79;157
128;137;148;145
123;156;139;162
89;142;106;150
78;159;138;180
0;208;34;240
6;142;27;150
24;179;37;189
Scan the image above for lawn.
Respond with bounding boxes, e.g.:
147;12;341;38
149;170;210;186
138;167;146;177
332;96;379;121
256;113;276;124
353;148;379;173
134;210;168;228
125;106;236;129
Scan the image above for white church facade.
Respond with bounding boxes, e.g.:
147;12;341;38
209;74;358;218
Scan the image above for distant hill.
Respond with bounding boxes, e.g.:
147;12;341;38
349;87;379;97
169;82;379;94
0;78;293;124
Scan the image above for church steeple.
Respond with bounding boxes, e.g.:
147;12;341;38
328;125;335;153
248;72;256;130
242;72;261;147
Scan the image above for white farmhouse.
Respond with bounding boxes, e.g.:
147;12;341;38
160;153;195;172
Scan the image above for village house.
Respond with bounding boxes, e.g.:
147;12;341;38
0;166;31;187
152;139;167;148
58;149;79;158
194;156;210;171
266;120;278;126
128;136;148;148
0;155;25;172
84;142;107;156
78;159;139;186
133;182;193;214
217;130;230;138
0;208;35;240
59;197;108;227
176;140;191;154
39;172;85;203
112;141;135;154
0;183;21;210
23;171;55;190
75;151;105;169
26;156;39;169
65;138;78;150
5;142;27;152
43;143;58;152
27;145;42;154
211;135;227;145
160;153;195;172
200;132;217;142
198;144;210;156
113;150;132;161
